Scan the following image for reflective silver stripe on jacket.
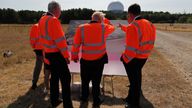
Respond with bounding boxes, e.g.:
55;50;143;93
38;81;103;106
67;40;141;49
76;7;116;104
82;48;106;54
140;40;154;46
59;47;68;52
35;42;42;45
41;16;52;40
43;44;57;49
42;16;68;51
125;46;151;54
125;21;155;54
71;51;79;55
30;37;40;41
132;22;142;44
55;36;66;43
123;54;133;61
73;44;81;48
132;21;155;47
80;24;105;47
136;50;151;54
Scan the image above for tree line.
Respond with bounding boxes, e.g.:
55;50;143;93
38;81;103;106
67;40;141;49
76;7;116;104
0;8;192;24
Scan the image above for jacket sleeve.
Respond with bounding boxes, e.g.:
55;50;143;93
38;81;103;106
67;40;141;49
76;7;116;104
120;25;127;32
103;18;111;25
43;51;50;65
151;24;156;41
122;25;139;63
104;23;115;38
71;27;82;60
29;25;37;49
50;18;69;58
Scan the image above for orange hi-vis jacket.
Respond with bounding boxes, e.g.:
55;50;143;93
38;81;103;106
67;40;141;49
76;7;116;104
38;14;69;59
121;19;156;63
30;24;43;50
71;18;115;61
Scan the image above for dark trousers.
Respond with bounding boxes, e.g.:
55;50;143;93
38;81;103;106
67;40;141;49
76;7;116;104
32;50;43;84
46;52;73;108
123;58;147;107
80;58;105;105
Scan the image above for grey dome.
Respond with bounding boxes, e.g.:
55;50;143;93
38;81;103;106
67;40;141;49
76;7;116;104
107;1;124;13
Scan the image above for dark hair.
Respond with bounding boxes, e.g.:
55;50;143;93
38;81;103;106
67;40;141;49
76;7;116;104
128;3;141;16
48;1;60;13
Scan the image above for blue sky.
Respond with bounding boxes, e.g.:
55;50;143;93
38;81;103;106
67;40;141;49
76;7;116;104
0;0;191;13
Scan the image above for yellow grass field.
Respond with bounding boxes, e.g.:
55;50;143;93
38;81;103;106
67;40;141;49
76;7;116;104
155;23;192;32
0;24;192;108
0;24;68;70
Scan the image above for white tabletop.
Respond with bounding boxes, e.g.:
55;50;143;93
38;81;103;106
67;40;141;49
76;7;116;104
68;38;127;76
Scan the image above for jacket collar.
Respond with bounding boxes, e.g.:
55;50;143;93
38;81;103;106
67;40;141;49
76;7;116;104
89;21;99;24
46;12;54;17
135;16;142;20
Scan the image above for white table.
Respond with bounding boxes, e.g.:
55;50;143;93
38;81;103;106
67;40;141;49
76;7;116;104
68;38;128;96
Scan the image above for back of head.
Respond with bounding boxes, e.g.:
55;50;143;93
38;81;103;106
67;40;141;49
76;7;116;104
92;11;106;22
128;3;141;16
48;1;61;16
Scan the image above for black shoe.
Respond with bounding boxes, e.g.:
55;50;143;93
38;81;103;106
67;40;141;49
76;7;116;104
92;98;104;108
51;98;63;107
125;102;140;108
125;101;129;108
79;100;88;108
31;83;37;90
92;105;100;108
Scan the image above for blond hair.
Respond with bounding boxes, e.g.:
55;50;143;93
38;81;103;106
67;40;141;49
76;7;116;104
92;11;106;22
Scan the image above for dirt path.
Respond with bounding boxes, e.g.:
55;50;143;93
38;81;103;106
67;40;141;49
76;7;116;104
155;30;192;84
1;50;192;108
0;50;192;108
1;30;192;108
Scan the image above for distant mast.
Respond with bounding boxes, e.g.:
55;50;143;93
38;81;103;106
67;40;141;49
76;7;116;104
107;1;124;13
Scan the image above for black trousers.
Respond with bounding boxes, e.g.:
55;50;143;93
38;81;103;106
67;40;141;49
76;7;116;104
45;52;73;108
32;50;43;85
122;58;147;107
80;54;107;105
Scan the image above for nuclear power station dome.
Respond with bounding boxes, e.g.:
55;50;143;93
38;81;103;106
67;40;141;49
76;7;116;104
107;1;124;13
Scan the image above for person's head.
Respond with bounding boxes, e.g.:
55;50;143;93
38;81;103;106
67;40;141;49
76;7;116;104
91;11;106;23
48;1;61;18
127;3;141;23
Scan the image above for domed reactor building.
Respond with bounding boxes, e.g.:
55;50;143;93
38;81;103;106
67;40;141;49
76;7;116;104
107;1;124;13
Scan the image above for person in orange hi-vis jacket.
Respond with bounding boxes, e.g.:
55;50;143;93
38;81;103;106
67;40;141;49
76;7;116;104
29;23;51;93
119;3;156;108
38;1;73;108
71;11;115;108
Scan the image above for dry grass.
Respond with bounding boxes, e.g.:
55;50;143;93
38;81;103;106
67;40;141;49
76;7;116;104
1;49;192;108
0;24;68;70
155;23;192;32
0;24;192;108
0;24;68;107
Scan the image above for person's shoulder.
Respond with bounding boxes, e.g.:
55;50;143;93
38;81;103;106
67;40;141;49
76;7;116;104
128;23;136;29
32;23;38;27
51;16;58;20
34;23;38;26
140;19;153;24
39;15;47;21
48;16;61;26
31;23;39;30
141;19;155;28
78;23;89;28
49;16;59;22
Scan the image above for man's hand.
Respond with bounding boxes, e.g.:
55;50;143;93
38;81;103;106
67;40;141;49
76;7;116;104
120;55;123;62
73;58;79;63
118;23;122;28
65;58;70;64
